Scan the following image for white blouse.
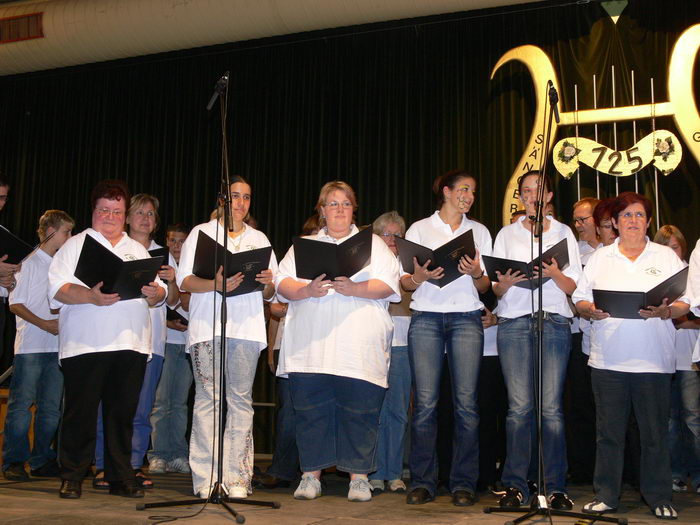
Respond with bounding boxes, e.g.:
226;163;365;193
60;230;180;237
48;229;166;360
572;238;688;374
176;219;277;351
403;211;493;314
492;216;582;319
274;225;400;388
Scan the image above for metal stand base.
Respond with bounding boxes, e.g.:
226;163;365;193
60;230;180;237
136;481;281;524
483;495;628;525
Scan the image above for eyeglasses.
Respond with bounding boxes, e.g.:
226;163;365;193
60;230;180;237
573;215;592;224
380;232;401;238
133;210;155;218
598;223;613;230
95;208;124;218
324;201;353;209
619;211;646;219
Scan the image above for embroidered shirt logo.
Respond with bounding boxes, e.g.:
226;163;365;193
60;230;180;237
645;266;662;276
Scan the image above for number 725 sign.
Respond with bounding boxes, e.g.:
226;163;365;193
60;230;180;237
553;130;682;179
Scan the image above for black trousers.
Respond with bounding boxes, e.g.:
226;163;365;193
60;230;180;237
477;355;508;489
59;350;146;483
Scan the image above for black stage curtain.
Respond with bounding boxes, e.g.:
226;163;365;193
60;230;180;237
0;0;699;451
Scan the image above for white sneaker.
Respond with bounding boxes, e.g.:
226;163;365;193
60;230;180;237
388;479;406;492
166;457;191;473
149;458;166;474
369;479;385;492
228;486;248;499
294;473;322;500
348;478;372;502
672;479;687;492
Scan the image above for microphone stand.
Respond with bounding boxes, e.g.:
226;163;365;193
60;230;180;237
137;72;280;523
483;82;626;525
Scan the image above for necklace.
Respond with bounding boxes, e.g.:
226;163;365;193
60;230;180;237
229;225;245;252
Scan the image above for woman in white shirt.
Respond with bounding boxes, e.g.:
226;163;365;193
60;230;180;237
401;170;492;507
177;176;276;499
574;193;688;519
275;181;400;503
49;180;166;499
492;170;582;510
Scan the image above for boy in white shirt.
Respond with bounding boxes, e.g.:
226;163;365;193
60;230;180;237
2;210;74;481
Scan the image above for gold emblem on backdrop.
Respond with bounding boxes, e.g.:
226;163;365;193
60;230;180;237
553;131;682;179
491;24;700;225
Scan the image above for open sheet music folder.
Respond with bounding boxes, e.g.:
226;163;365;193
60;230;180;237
74;235;164;301
395;230;476;288
593;266;689;319
482;238;569;290
191;231;272;297
293;227;372;280
0;225;35;265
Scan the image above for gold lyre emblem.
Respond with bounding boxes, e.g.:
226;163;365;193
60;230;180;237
491;24;700;225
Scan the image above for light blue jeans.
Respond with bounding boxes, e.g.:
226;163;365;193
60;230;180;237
148;343;193;462
189;337;260;496
408;310;483;496
369;345;411;482
669;370;700;488
497;313;571;500
2;352;63;470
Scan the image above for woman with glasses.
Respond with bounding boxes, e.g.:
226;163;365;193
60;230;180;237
492;170;582;510
368;211;412;494
93;194;180;490
402;170;492;507
574;193;688;519
177;176;277;499
593;198;618;247
275;181;400;502
48;180;167;499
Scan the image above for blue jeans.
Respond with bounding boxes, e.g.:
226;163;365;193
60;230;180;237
669;370;700;488
95;354;164;469
497;314;571;500
2;352;63;470
267;377;300;481
370;345;411;482
591;369;672;508
289;373;385;474
148;343;193;462
408;310;483;496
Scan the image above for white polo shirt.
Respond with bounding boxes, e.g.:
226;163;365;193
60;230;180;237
578;239;602;266
493;216;582;319
9;249;58;354
274;225;400;388
572;238;688;374
48;229;166;361
177;219;277;351
403;212;493;314
148;240;168;357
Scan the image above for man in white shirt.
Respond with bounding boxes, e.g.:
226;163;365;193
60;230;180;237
2;210;74;481
573;197;601;265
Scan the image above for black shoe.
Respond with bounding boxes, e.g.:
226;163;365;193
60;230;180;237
109;481;145;498
3;463;29;481
406;487;434;505
59;479;82;499
527;479;538;495
549;492;574;510
252;471;292;489
452;489;476;506
499;487;524;508
31;459;60;478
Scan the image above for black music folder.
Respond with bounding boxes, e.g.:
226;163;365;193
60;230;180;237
192;231;272;297
293;227;372;280
395;230;476;288
0;225;34;265
593;266;689;319
482;238;570;290
149;246;169;261
74;234;164;301
166;307;188;326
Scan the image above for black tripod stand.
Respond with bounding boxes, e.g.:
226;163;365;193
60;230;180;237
483;81;626;525
136;71;280;524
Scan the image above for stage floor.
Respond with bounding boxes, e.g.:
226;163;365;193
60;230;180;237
2;471;700;524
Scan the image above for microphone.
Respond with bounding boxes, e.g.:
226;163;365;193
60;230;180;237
206;71;230;111
548;80;560;124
